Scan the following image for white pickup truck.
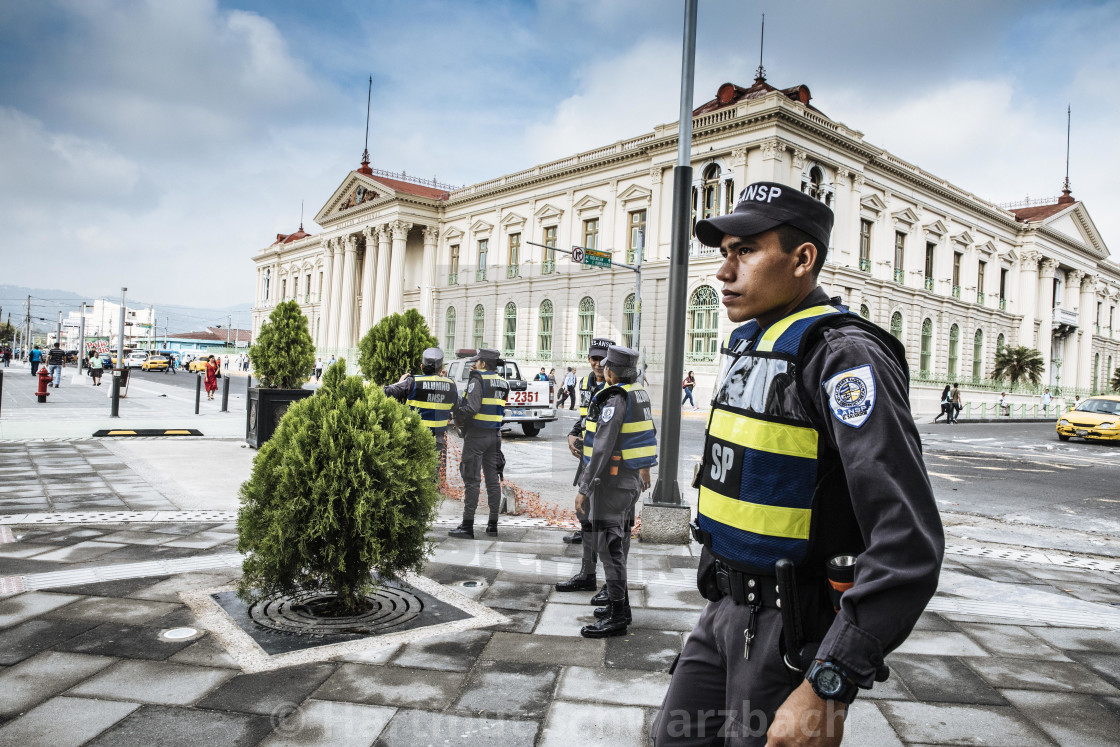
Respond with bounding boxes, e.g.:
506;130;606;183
445;356;558;436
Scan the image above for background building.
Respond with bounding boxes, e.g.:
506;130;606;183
252;74;1120;402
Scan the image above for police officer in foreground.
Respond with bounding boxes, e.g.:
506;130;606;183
382;347;458;471
575;345;655;638
652;183;944;746
449;348;508;539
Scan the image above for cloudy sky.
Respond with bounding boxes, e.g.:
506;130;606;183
2;0;1117;308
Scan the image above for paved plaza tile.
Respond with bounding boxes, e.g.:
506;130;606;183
0;695;139;747
374;709;539;747
538;700;648;747
69;658;238;705
84;704;274;747
454;660;557;718
878;701;1054;746
195;662;337;716
259;699;396;747
1001;689;1120;747
0;650;115;718
313;663;467;710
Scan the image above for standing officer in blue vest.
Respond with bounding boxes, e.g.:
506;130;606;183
575;344;655;638
382;347;457;471
449;348;508;539
652;182;944;746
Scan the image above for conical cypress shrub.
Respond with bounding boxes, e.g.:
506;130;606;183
358;308;438;384
236;360;440;613
249;300;316;389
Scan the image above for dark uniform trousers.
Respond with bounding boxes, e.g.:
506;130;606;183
652;601;793;746
459;427;501;524
587;489;638;601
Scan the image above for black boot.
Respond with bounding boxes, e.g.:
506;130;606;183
485;521;498;537
555;572;597;592
595;597;632;624
562;530;582;545
580;600;629;638
589;584;609;605
448;524;474;539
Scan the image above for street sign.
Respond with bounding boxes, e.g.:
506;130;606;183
571;245;584;264
584;248;612;268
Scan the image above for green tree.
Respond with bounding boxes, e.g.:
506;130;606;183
248;300;315;389
358;308;438;384
991;345;1045;387
1111;366;1120;392
237;361;439;613
0;321;15;344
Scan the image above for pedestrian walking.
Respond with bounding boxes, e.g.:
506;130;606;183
382;348;457;476
933;384;951;422
564;367;577;410
204;355;219;400
555;338;614;555
653;181;943;745
314;357;323;382
949;383;962;423
29;345;42;376
2;347;10;367
999;391;1009;416
1041;387;1052;415
682;370;698;409
449;348;508;539
47;343;65;388
87;350;103;386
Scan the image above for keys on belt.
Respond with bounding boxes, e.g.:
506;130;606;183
713;561;781;608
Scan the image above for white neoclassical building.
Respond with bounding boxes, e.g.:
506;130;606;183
251;74;1120;399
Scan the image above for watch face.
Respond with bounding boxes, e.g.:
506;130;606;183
817;668;843;695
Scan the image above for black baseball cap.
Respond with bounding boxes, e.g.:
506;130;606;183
694;181;834;248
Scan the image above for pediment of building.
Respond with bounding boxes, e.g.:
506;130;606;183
471;218;494;235
443;226;465;241
618;184;652;203
859;193;887;212
500;211;527;228
922;219;949;237
1041;205;1109;259
891;207;920;226
573;194;607;213
977;239;998;256
315;173;396;224
535;202;564;223
952;230;974;247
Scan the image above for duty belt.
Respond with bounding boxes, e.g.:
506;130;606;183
713;560;782;608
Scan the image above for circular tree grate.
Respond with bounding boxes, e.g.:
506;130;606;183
248;586;424;636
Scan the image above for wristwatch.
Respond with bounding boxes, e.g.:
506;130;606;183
805;660;858;704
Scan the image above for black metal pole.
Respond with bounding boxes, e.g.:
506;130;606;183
220;374;230;412
0;369;4;418
195;374;201;415
110;373;120;417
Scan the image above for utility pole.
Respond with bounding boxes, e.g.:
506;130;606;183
645;0;697;542
227;314;232;347
57;311;62;348
77;303;86;374
148;305;154;351
25;296;30;361
112;287;127;417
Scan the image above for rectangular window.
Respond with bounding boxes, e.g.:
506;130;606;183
477;239;488;282
924;243;935;291
724;180;735;214
627;210;646;264
448;244;459;285
507;233;520;279
305;273;311;302
293;276;299;300
999;268;1008;300
893;231;905;283
543;226;557;274
858;219;871;272
977;260;986;304
445;311;455;352
318;271;323;301
583;218;599;251
952;252;962;288
281;279;286;299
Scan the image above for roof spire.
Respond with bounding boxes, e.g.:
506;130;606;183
754;14;766;82
359;75;373;176
299;200;304;232
1058;104;1074;204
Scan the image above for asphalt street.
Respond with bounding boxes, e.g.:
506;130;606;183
127;368;250;397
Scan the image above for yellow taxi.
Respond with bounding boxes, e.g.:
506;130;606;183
141;355;169;371
187;356;212;373
1056;395;1120;442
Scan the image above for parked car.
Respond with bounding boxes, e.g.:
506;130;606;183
141;355;169;371
1056;395;1120;442
187;355;212;373
126;351;149;368
445;354;557;437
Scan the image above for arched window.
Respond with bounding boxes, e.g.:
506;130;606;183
948;324;960;378
577;297;595;355
1093;353;1100;392
890;311;903;341
996;333;1005;356
859;304;871;320
920;318;933;376
472;304;485;349
702;164;721;219
623;293;638;348
972;329;984;382
503;302;517;356
801;164;833;206
687;285;720;361
538;300;553;357
263;268;271;302
445;307;456;352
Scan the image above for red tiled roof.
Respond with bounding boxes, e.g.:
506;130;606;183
168;328;253;343
1010;202;1074;223
359;172;449;201
693;78;820;116
274;227;312;245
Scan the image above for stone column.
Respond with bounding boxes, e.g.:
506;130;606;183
1077;273;1095;389
420;226;439;321
647;165;663;259
326;239;344;348
358;227;378;339
731;146;748;197
386;220;409;315
318;240;334;346
1016;251;1039;348
1037;259;1057;385
758;139;785;183
337;235;358;349
374;225;391;321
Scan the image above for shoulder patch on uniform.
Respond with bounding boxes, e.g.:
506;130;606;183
467;380;477;393
822;365;876;429
601;405;616;423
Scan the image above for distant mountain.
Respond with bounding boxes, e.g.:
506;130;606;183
0;285;253;337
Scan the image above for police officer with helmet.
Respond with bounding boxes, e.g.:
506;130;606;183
449;348;508;540
555;336;612;595
652;183;944;746
574;344;655;638
382;347;458;470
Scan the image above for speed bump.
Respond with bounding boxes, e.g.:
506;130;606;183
93;429;204;437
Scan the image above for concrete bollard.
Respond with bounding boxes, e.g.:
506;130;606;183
220;375;230;412
195;374;202;415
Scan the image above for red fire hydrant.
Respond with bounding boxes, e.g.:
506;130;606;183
36;366;52;403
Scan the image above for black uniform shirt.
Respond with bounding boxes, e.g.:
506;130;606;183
577;388;644;506
456;368;489;427
382;374;413;403
703;286;944;688
568;374;606;439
